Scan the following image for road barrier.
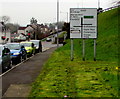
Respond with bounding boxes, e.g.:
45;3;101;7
103;5;119;12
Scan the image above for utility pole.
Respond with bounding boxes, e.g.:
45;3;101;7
98;0;100;8
57;0;59;48
65;12;68;22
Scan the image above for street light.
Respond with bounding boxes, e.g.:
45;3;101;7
98;0;100;8
57;0;59;48
60;11;68;23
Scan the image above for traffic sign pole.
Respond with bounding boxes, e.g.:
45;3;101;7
82;39;85;61
94;39;96;61
81;17;83;38
71;39;74;61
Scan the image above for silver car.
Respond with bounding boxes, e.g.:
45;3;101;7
0;45;12;73
30;40;42;53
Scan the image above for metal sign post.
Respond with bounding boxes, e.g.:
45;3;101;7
82;39;85;61
71;39;74;61
81;17;85;61
70;8;97;61
94;39;96;61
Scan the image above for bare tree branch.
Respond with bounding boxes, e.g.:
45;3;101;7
1;16;10;23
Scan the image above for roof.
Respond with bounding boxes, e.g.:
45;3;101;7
18;27;27;30
11;34;19;37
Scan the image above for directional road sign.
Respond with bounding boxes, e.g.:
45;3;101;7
70;8;97;39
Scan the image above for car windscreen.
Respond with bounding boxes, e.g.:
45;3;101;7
7;44;21;50
21;43;31;47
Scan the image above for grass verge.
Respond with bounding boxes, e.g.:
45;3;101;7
29;47;118;97
29;8;119;98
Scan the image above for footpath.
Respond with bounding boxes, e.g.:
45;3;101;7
2;47;57;99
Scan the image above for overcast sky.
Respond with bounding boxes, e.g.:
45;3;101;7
0;0;113;26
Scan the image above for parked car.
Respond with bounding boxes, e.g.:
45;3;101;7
20;42;35;57
5;43;27;64
30;40;42;53
46;37;51;42
0;45;12;73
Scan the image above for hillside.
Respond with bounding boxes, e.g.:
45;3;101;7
29;8;119;98
71;7;119;61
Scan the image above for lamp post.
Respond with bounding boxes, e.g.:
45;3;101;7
57;0;59;48
98;0;100;8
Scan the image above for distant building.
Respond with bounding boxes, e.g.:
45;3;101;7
0;22;11;44
18;26;34;35
17;27;26;35
39;24;50;34
17;26;35;40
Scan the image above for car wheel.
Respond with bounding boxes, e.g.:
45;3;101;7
40;48;42;52
33;50;36;55
32;51;35;56
24;54;27;60
8;60;12;69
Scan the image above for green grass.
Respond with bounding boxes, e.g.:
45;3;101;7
58;31;67;38
29;51;118;97
29;8;119;98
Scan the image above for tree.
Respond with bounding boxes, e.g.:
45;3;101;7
6;23;20;33
62;22;70;39
0;16;10;23
55;21;64;30
30;17;37;24
49;23;55;30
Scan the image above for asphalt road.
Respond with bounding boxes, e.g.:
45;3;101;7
1;41;62;96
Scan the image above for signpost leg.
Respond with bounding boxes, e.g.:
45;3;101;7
71;39;74;61
94;39;96;61
82;39;85;61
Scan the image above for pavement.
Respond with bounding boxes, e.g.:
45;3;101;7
1;47;57;99
3;84;31;98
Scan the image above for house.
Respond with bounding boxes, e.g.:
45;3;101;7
17;26;34;35
39;24;50;34
17;25;35;40
17;27;26;35
27;24;41;39
0;22;11;44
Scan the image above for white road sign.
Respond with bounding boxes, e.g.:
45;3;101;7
70;8;97;39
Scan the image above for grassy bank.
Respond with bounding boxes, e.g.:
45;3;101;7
29;8;119;98
29;51;118;97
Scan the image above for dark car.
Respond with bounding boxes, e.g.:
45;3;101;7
5;43;27;64
30;40;42;53
0;45;12;73
46;37;51;42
